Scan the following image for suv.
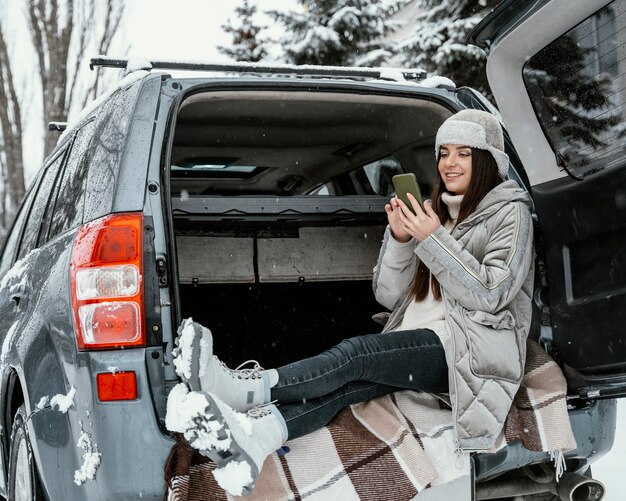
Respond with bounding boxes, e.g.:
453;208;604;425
0;0;623;499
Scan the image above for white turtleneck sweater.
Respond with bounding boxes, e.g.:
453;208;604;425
395;192;464;343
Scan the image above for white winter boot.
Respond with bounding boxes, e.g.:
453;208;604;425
173;318;277;411
185;391;288;496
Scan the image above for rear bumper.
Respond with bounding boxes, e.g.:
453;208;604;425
474;398;617;481
29;348;175;500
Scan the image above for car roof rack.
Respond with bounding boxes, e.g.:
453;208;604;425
48;121;67;132
89;56;427;82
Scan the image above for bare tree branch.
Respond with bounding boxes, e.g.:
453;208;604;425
66;0;91;112
81;0;124;106
57;0;74;118
0;22;25;217
0;144;7;231
28;0;118;157
28;0;48;96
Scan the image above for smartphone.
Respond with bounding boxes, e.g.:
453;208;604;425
392;173;424;214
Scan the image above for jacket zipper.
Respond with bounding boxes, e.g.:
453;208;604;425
440;287;463;449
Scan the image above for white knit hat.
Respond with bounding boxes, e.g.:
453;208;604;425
435;109;509;179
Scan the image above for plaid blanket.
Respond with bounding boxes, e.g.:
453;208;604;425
164;340;576;500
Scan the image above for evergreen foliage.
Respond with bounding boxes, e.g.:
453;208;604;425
398;0;497;97
268;0;404;66
219;0;268;62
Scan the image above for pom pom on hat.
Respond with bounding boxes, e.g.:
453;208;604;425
435;109;509;179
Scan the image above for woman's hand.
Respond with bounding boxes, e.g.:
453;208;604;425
396;194;442;241
385;197;412;242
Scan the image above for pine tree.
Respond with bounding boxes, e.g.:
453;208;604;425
219;0;268;63
398;0;497;96
268;0;404;67
399;0;617;174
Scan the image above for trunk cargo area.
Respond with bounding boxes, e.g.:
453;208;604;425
176;223;387;367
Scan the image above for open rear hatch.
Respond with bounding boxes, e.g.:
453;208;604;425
164;85;457;366
471;0;626;399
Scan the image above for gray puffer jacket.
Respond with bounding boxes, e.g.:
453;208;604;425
372;180;535;451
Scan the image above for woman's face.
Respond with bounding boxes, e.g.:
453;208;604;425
438;144;472;195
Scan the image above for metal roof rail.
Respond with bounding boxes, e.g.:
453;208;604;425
48;121;67;131
89;56;427;82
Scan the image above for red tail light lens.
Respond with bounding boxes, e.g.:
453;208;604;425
78;302;141;344
71;213;145;350
94;226;139;263
97;372;138;401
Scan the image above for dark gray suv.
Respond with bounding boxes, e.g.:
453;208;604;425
0;0;623;499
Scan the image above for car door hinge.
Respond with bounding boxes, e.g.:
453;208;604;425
535;254;552;326
537;256;548;288
540;305;551;326
156;256;168;287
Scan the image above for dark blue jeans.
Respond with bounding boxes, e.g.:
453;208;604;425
271;329;448;439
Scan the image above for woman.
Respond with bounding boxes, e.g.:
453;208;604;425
172;109;535;496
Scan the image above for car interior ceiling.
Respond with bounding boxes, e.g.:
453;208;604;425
170;90;452;196
171;90;453;366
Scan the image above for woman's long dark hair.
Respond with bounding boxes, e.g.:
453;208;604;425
410;148;503;301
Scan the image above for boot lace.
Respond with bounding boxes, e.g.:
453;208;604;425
247;403;275;419
218;359;265;380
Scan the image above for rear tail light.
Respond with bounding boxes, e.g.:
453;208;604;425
71;213;145;350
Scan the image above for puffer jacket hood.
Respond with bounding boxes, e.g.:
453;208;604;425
373;180;535;451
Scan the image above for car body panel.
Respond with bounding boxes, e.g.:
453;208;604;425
475;398;617;480
109;75;163;218
0;225;173;499
1;231;78;496
29;349;173;500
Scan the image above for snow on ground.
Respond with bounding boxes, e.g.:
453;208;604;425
590;398;626;501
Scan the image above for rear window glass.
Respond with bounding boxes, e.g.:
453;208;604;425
0;188;36;277
48;119;96;240
523;1;625;178
17;151;66;260
82;79;143;221
310;157;404;196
